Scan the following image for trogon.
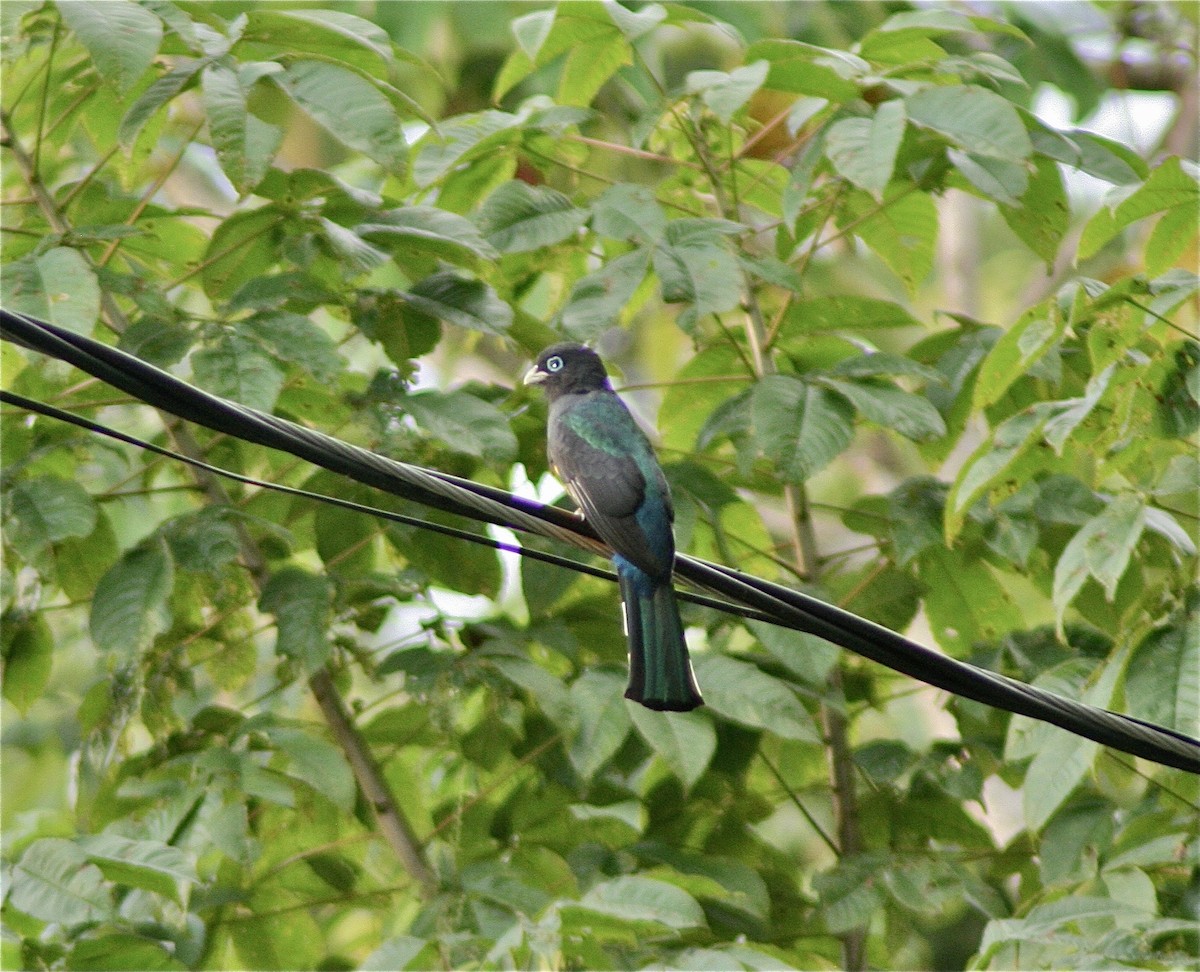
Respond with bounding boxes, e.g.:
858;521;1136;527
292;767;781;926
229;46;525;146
524;342;703;711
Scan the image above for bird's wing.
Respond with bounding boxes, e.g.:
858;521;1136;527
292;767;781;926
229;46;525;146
550;394;673;577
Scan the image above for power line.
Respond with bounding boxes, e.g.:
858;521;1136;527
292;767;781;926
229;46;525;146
3;308;1198;773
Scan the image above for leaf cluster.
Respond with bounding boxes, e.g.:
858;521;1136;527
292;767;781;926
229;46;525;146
1;2;1197;970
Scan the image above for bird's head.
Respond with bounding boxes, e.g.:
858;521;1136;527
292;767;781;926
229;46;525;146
523;342;611;399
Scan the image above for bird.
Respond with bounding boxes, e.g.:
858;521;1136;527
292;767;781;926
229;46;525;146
524;342;702;712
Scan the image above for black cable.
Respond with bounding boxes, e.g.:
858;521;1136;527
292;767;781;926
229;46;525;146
0;389;780;624
4;308;1198;773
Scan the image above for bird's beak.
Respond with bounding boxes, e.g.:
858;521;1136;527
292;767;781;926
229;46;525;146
523;365;546;386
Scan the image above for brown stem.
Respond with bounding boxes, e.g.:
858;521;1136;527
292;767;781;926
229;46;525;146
309;669;437;892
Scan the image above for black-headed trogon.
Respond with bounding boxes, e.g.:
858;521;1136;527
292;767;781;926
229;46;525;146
524;342;703;712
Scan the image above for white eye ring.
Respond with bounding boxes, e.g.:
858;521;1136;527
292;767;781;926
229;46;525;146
546;355;563;373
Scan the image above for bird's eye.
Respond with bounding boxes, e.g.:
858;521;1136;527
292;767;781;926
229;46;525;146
545;355;563;373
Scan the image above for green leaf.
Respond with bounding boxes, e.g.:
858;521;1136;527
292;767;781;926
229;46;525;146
58;0;162;93
741;254;805;292
404;390;517;463
477;181;587;252
568;669;631;780
2;612;53;714
559;28;629;107
1023;729;1100;833
231;888;323;970
493;53;536;105
660;344;749;455
357;206;499;264
386;511;501;597
949;149;1028;206
874;8;1028;41
360;937;441;972
1110;155;1198;227
570;799;645;840
652;237;742;323
1071;131;1147;184
819;377;946;441
259;567;333;672
692;655;818;742
56;511;118;602
243;8;395;76
510;8;555;59
827;352;943;383
917;545;1022;656
89;538;174;659
9;838;111;925
570;875;707;930
746;39;863;101
119;63;201;149
78;834;195;905
1;247;101;333
261;725;356;810
979;897;1136;959
686;60;769;124
638;845;771;924
164;508;242;574
945;407;1048;539
885;478;945;565
200;63;283;193
519;7;633;108
1145;203;1198;278
1041;363;1114;453
317;216;389;274
1125;609;1200;736
201;206;285;301
604;1;667;40
413;109;526;187
814;861;882;934
66;934;186;971
1080;156;1199;260
436;153;517;216
854;740;918;784
973;305;1068;409
591;183;667;242
780;295;922;334
313;488;376;576
6;475;97;554
490;655;575;730
559;248;650;340
845;186;938;294
824;100;905;199
906;84;1032;162
783;130;826;228
751;375;855;482
403;272;513;336
274;61;406;172
1020;650;1125;830
1001;156;1069;264
1052;494;1146;630
628;705;716;790
747;620;838;685
192;333;285;413
245;312;343;381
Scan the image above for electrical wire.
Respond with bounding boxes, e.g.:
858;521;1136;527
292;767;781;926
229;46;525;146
3;308;1198;773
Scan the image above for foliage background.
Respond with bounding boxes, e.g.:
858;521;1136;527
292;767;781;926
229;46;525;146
1;1;1197;969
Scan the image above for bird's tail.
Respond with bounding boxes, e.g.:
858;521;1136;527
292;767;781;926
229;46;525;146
618;565;703;712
